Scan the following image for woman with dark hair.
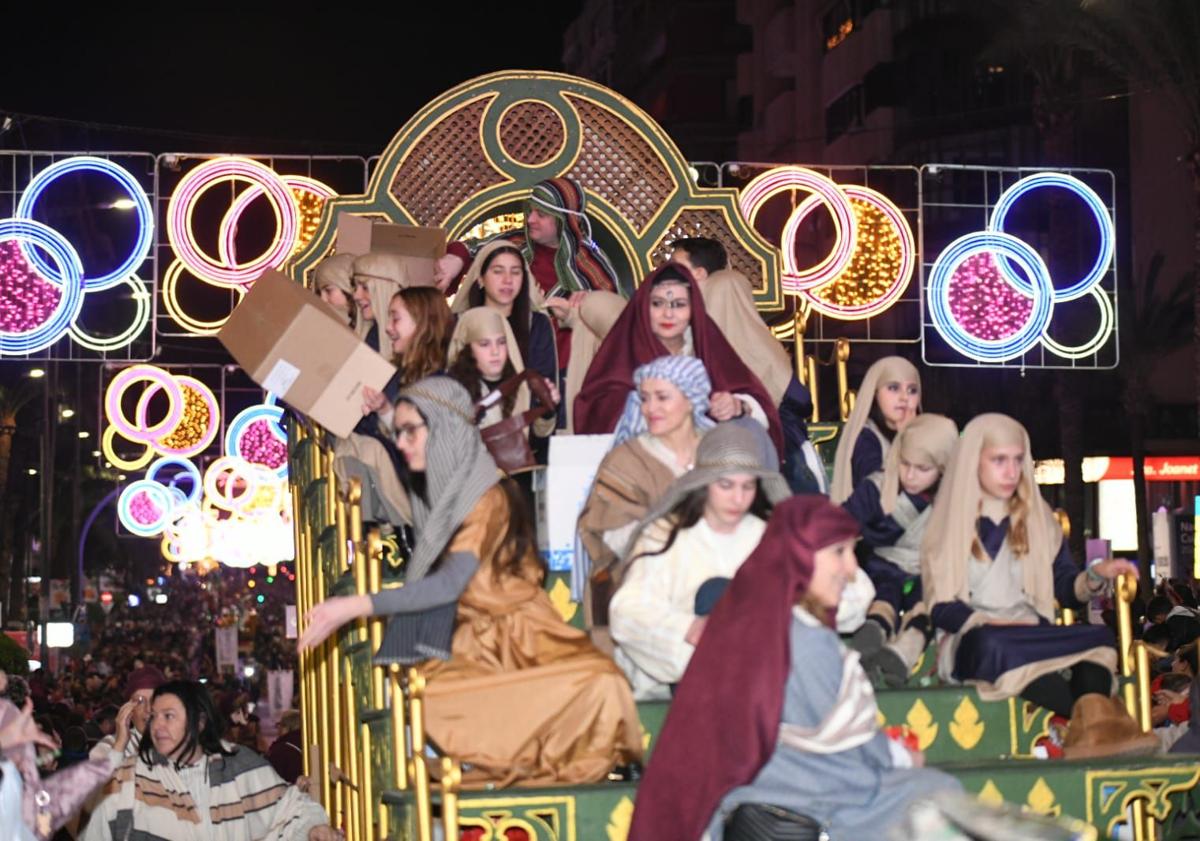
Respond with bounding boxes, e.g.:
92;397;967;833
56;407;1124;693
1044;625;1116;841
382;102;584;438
829;356;922;504
573;263;784;455
446;307;559;453
300;377;642;787
84;680;333;840
629;497;961;841
609;424;790;699
452;241;559;393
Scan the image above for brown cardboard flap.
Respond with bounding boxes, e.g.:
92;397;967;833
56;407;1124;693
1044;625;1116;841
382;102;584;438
335;212;446;259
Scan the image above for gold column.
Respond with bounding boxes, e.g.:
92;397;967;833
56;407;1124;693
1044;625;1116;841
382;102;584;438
1115;573;1138;719
793;307;809;386
341;660;360;841
389;665;409;790
440;758;462;841
835;338;854;422
367;531;386;709
1134;642;1153;732
407;668;433;841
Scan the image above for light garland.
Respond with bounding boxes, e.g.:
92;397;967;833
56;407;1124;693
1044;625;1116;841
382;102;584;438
926;171;1117;363
102;365;221;465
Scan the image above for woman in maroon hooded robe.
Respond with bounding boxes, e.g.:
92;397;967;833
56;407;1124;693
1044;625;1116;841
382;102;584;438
628;496;959;841
572;263;784;458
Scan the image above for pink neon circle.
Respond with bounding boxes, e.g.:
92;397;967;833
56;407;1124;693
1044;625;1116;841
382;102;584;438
106;367;185;441
738;167;857;293
237;419;288;470
798;185;915;320
134;376;220;457
218;177;335;268
167;158;299;287
129;490;163;526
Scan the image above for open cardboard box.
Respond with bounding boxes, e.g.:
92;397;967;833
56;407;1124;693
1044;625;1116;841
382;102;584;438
336;213;446;287
218;269;396;438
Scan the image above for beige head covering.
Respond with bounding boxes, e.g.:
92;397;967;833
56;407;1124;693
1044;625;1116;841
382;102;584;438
561;290;627;432
352;252;408;361
830;355;922;503
701;269;790;404
314;253;356;318
879;413;959;514
451;239;546;314
920;413;1061;622
446;307;533;418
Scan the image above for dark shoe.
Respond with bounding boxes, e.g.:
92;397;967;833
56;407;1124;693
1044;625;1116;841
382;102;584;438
863;645;909;689
849;619;886;656
607;762;643;782
725;803;824;841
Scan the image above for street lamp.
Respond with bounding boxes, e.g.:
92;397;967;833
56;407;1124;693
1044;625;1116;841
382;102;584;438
78;431;89;439
28;368;44;379
60;407;74;419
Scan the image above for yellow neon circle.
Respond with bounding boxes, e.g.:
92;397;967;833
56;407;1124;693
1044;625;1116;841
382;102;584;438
68;274;152;351
101;424;154;471
161;259;245;336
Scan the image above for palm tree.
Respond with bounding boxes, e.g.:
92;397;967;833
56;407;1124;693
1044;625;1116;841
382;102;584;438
1058;0;1200;434
0;381;38;624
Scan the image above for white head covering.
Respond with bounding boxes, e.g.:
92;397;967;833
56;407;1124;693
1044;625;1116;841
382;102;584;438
700;269;790;404
879;413;959;515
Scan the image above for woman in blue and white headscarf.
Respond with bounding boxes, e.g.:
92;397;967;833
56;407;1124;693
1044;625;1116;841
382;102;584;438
577;356;716;626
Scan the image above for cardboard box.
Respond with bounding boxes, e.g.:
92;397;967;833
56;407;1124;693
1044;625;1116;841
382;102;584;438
336;213;446;286
219;269;396;438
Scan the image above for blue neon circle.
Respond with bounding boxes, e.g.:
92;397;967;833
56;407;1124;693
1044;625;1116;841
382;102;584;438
16;156;153;292
927;231;1055;362
0;218;86;355
225;404;288;479
118;480;176;537
146;456;203;507
988;172;1114;302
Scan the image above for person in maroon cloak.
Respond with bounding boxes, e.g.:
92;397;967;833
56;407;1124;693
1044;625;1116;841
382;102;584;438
628;496;959;841
573;263;784;458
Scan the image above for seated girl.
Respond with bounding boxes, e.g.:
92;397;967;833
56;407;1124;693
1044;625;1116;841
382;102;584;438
922;413;1156;757
578;356;715;597
830;356;922;503
609;423;789;700
629;496;962;841
574;263;783;456
843;413;958;686
446;307;560;460
300;377;642;787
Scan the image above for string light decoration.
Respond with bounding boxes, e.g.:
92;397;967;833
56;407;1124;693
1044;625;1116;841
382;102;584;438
800;186;915;320
162;158;337;335
0;220;86;355
102;365;220;465
926;172;1116;363
104;373;295;568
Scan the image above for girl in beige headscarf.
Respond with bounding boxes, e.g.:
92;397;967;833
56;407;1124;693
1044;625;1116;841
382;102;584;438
830;356;921;503
920;414;1153;756
352;253;412;362
313;253;358;329
842;413;958;686
446;307;559;444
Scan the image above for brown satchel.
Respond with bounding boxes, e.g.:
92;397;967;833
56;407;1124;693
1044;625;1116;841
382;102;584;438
476;370;557;475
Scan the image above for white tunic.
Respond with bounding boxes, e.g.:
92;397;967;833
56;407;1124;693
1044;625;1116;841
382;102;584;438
610;514;766;699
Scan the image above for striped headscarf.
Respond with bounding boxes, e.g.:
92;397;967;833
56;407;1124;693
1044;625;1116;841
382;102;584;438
611;355;715;446
524;177;624;297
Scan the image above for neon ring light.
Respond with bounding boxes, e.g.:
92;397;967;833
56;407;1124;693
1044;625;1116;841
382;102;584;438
927;231;1055;362
0;219;86;355
792;185;915;320
988;172;1114;303
15;156;153;291
738;166;857;293
166;157;299;287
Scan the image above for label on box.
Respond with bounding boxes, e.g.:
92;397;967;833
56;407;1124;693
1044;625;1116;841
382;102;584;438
262;358;301;397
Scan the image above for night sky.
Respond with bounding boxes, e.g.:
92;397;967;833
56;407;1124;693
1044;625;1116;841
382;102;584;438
1;7;583;153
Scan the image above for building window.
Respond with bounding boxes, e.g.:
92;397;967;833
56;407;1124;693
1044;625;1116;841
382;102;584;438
822;0;889;51
826;84;864;143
